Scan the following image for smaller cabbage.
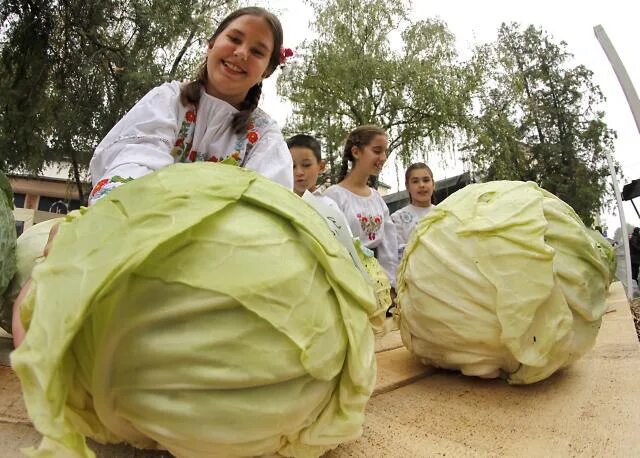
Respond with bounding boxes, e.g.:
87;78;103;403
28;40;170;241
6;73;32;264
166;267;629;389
0;170;17;332
1;218;63;329
397;181;610;384
354;239;391;332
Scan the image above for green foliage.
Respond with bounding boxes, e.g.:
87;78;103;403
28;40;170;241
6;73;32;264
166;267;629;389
278;0;481;183
466;23;616;226
0;0;238;198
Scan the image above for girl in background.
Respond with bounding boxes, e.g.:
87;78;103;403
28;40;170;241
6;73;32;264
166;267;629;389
391;162;436;258
323;126;398;292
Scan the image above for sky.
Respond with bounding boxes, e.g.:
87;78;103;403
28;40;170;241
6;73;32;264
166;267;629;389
257;0;640;237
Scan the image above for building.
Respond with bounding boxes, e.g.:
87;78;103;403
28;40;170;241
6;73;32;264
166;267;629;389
9;164;90;236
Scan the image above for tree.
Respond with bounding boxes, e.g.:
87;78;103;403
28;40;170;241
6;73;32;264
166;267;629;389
0;0;237;201
466;23;616;226
278;0;481;185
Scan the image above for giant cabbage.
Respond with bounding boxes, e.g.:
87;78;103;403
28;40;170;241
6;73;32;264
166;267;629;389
0;170;17;332
397;181;611;385
12;163;378;457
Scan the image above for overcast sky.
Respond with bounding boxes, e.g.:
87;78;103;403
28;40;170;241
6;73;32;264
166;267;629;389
257;0;639;235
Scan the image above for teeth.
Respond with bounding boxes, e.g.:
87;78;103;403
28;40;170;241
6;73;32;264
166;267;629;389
225;62;243;72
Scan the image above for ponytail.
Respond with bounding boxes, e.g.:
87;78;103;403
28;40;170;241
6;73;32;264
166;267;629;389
338;158;350;182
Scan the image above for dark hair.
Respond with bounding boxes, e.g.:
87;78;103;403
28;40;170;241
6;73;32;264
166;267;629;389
338;125;387;185
286;134;322;162
405;162;436;205
180;7;284;134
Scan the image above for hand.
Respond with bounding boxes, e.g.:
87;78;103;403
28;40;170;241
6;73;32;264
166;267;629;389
12;222;59;348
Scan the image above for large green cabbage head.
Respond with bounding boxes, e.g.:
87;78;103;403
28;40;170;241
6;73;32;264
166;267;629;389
397;181;611;385
12;163;378;457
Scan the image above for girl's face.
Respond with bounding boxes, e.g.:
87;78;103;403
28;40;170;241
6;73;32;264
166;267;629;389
407;168;434;207
291;146;325;196
352;134;388;176
205;15;274;107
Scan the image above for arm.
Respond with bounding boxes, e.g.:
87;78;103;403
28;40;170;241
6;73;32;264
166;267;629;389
12;222;59;347
377;197;399;289
390;210;407;258
88;82;183;204
244;129;293;190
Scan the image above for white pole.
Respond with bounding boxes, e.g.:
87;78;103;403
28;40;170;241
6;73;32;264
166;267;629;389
594;24;638;299
594;25;640;134
605;152;633;298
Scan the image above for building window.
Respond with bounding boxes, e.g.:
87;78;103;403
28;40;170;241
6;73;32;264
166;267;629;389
13;193;25;208
37;196;69;214
36;196;83;214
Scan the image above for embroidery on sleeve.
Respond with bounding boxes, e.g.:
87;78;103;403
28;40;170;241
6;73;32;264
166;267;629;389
89;175;134;204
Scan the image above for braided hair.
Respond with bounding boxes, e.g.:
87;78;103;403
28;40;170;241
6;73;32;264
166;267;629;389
338;125;387;187
180;7;283;134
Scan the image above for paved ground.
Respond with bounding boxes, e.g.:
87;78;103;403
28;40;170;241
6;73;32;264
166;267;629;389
329;282;640;457
1;283;638;457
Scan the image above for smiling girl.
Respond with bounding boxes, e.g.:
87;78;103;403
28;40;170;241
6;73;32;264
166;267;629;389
11;7;294;348
88;6;293;204
323;126;398;291
391;162;436;259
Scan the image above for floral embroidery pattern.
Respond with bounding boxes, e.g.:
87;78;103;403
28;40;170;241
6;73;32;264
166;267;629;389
398;210;414;224
170;107;196;161
171;107;269;167
247;130;258;144
89;175;134;203
228;113;268;166
356;213;382;240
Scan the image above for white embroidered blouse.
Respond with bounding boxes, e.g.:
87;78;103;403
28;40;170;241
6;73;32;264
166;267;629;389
323;185;398;287
391;204;435;258
89;81;293;203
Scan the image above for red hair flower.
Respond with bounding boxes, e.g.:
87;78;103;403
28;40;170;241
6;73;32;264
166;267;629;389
279;47;294;65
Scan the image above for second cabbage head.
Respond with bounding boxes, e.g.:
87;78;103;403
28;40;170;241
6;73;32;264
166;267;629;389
397;181;611;384
12;163;378;457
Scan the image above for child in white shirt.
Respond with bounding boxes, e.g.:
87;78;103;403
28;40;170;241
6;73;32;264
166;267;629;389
323;126;398;291
88;6;293;205
12;7;293;348
391;162;436;258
